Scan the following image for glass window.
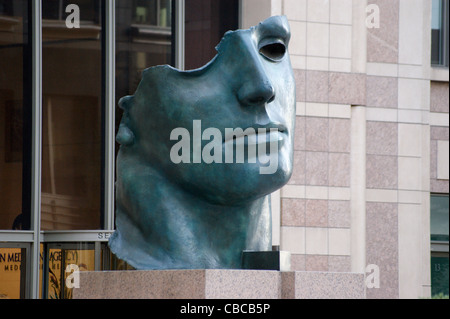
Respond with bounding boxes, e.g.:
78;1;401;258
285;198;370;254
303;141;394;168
42;0;101;22
431;256;449;296
431;194;449;297
431;0;449;66
133;0;171;26
41;0;103;230
41;241;129;299
0;0;32;230
184;0;239;70
0;245;28;299
431;194;449;242
43;242;95;299
115;0;173;155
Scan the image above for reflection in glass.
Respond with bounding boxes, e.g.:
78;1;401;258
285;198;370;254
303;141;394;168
431;256;449;296
40;242;137;299
431;0;449;66
41;0;103;230
0;0;32;230
133;0;171;26
44;243;95;299
184;0;239;70
115;0;173;155
431;194;449;242
430;194;449;297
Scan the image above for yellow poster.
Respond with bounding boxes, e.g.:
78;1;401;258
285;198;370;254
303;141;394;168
0;248;24;299
47;248;95;299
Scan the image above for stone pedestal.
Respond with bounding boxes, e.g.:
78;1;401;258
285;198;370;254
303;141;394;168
73;270;366;299
281;272;366;299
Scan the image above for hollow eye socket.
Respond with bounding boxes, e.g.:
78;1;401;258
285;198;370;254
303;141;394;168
259;43;286;62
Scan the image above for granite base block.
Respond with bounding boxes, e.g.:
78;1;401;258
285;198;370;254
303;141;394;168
282;272;366;299
73;270;282;299
73;270;366;299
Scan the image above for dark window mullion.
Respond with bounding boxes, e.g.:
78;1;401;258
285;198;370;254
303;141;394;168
22;0;33;231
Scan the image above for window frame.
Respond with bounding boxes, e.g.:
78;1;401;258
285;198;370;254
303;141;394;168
432;0;449;67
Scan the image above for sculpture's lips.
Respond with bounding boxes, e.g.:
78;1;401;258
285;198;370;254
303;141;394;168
222;123;288;147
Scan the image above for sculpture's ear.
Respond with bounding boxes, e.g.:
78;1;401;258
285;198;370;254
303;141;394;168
116;96;135;146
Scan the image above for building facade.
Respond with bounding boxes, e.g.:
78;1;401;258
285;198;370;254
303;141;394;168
0;0;448;299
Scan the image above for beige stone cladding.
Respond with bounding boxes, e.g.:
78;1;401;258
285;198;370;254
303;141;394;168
275;0;449;299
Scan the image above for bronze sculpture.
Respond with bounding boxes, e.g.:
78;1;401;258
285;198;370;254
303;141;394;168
109;16;296;270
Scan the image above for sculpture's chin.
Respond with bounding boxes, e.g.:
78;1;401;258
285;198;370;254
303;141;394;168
178;162;293;206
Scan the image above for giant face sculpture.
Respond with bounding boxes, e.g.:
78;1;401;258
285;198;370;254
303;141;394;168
109;16;296;270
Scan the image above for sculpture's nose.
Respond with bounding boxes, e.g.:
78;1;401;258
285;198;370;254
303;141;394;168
238;79;275;106
236;49;276;107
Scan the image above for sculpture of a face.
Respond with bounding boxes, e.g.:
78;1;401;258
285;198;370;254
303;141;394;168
118;15;296;206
